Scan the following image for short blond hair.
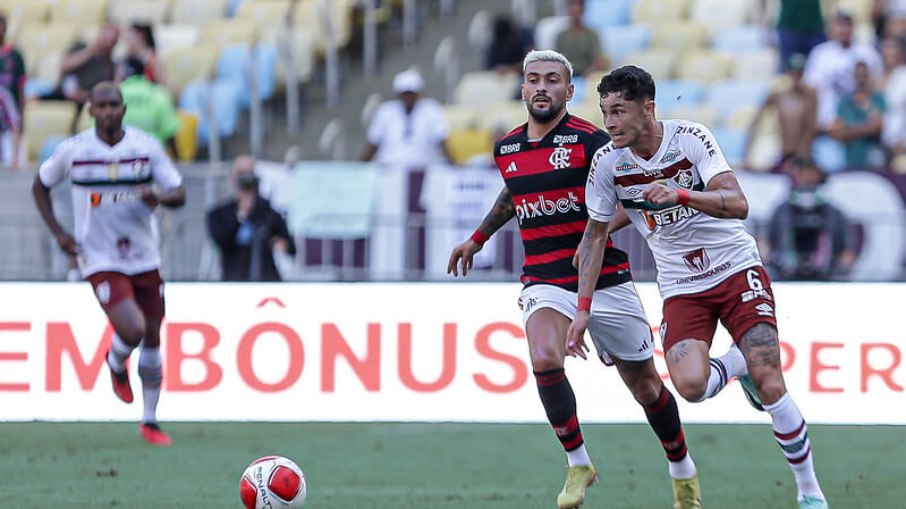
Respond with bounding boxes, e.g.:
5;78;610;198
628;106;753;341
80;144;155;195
522;50;574;81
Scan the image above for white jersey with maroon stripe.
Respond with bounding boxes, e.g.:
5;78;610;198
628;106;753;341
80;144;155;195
38;127;183;277
585;119;761;298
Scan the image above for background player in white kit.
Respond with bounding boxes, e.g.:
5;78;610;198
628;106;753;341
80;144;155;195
568;65;829;509
32;82;185;447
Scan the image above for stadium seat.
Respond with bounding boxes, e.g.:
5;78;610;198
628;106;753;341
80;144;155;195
690;0;755;30
292;0;354;52
274;28;316;88
23;77;55;99
632;0;691;24
723;105;760;131
732;48;779;81
235;0;291;44
837;0;874;23
533;16;570;50
711;25;770;55
215;42;278;107
651;22;709;50
584;0;636;29
108;0;171;25
50;0;108;26
447;127;494;166
621;49;678;81
442;105;480;132
15;23;78;78
453;71;520;107
38;135;69;164
175;111;198;161
0;0;49;27
170;0;229;26
478;101;529;133
75;103;92;132
708;80;770;123
655;79;707;115
160;44;222;97
24;101;78;163
601;24;652;63
155;24;202;55
812;136;846;173
178;78;244;143
710;127;748;167
664;104;720;128
746;131;781;171
29;53;63;90
200;19;258;47
676;50;735;82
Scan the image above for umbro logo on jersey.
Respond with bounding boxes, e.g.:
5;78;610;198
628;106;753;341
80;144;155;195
505;162;518;173
755;303;774;317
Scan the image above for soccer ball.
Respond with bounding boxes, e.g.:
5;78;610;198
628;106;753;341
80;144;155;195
239;455;307;509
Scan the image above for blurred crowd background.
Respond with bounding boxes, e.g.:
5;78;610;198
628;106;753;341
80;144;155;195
1;0;904;284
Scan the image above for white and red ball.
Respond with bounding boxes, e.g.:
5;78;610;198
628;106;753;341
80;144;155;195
239;455;307;509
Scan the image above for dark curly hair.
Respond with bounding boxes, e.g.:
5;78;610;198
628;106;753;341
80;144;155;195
596;65;656;102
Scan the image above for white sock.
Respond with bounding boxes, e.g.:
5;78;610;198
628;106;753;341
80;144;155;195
566;444;592;467
107;333;136;373
139;348;162;424
701;344;747;400
764;393;825;501
668;454;696;480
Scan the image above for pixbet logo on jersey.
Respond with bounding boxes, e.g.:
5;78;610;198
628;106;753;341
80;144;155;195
515;192;581;225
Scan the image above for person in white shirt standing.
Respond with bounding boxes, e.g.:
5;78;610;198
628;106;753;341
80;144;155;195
568;66;830;509
32;82;186;447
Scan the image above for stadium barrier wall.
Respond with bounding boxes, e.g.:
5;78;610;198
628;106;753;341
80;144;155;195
0;282;902;424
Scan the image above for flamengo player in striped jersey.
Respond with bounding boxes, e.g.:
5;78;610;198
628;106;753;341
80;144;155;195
570;66;829;509
448;50;702;509
32;82;185;447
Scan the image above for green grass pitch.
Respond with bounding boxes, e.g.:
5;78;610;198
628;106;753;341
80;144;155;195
0;422;901;508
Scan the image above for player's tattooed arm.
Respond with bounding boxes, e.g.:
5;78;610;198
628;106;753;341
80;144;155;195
691;171;749;219
475;186;516;237
575;219;610;301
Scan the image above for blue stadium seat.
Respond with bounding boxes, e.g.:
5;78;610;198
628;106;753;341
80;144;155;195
179;79;244;145
711;127;748;166
216;42;278;108
655;79;707;115
812;136;846;173
585;0;637;29
601;24;651;63
711;25;770;55
708;79;770;122
228;0;249;17
39;135;69;164
23;78;55;100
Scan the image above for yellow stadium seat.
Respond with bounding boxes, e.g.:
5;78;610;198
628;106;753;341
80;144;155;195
15;23;79;76
690;0;755;30
651;22;709;50
50;0;108;26
723;105;760;131
0;0;49;26
175;111;198;162
633;0;691;23
170;0;228;26
160;44;221;97
24;101;78;163
837;0;873;23
274;28;316;87
453;71;520;107
664;104;720;127
622;49;679;82
733;48;778;82
478;101;530;133
200;19;258;46
155;24;201;55
31;54;63;85
447;127;493;166
292;0;354;52
76;102;93;132
236;0;290;44
676;50;735;82
570;102;603;128
442;105;480;132
746;131;781;172
108;0;171;25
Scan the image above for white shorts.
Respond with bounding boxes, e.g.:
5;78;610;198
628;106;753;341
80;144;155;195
519;282;654;363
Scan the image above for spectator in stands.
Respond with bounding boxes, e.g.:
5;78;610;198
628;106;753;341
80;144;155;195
124;22;163;85
765;156;855;280
51;22;119;106
554;0;607;77
360;68;453;167
0;84;20;169
745;53;817;171
882;38;906;162
206;155;296;282
804;9;883;132
485;14;533;75
0;14;25;126
880;36;905;89
117;57;180;160
767;0;826;70
872;0;906;40
830;61;887;169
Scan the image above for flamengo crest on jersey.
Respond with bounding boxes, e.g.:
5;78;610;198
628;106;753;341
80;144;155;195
493;114;631;292
38;127;184;277
585;119;761;298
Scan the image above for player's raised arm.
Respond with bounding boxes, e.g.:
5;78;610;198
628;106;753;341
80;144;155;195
447;186;515;277
565;217;609;359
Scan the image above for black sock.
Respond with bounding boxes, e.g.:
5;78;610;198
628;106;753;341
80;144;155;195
534;368;583;451
643;385;688;462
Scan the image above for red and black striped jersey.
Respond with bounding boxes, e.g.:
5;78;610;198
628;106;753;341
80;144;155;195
494;113;631;291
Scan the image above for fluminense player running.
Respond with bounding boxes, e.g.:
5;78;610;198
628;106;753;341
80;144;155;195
569;65;829;509
449;50;702;509
32;82;185;446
